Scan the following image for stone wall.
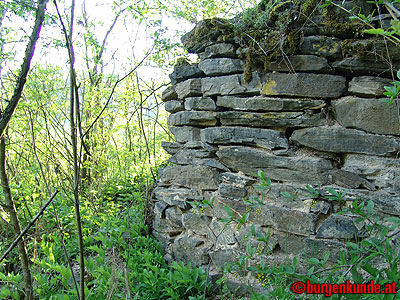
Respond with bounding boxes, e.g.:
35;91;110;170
152;6;400;277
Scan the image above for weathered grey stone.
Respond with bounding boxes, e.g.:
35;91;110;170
218;111;324;128
251;204;318;235
200;158;230;171
162;86;177;102
210;248;238;269
208;220;236;245
161;141;183;154
348;76;391;97
154;201;169;216
165;206;183;227
168;111;217;126
217;95;326;111
185;96;216;111
170;126;201;143
265;55;332;72
169;149;213;165
182;212;211;236
333;96;400;135
172;235;210;266
370;192;400;216
250;183;325;212
341;38;400;62
159;165;220;190
216;146;332;183
152;230;173;252
267;231;346;263
330;169;374;190
199;43;237;59
332;58;399;75
201;127;288;150
299;36;342;58
218;183;247;199
198;58;244;76
261;73;346;99
220;172;256;188
290;126;400;156
169;63;204;84
343;154;400;191
310;201;331;215
201;72;262;96
165;100;184;113
153;187;202;208
153;214;183;234
184;141;218;152
175;78;202;99
316;215;358;239
181;18;234;53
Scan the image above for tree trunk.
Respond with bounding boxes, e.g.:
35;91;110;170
0;0;48;138
0;136;33;300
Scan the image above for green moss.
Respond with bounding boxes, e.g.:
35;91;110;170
243;48;253;83
322;20;365;38
287;30;302;53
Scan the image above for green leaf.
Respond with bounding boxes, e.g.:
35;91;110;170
224;205;233;217
364;28;385;35
366;200;374;214
281;191;294;200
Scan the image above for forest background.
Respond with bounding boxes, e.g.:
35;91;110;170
0;0;256;299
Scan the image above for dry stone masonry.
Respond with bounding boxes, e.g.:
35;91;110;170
152;4;400;277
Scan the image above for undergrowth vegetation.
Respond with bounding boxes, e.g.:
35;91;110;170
1;182;211;299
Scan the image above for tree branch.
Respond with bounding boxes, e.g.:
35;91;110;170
0;0;48;138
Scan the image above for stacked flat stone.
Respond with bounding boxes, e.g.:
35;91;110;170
153;17;400;276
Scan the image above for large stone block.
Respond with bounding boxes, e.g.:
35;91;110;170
208;220;236;245
330;169;374;190
165;100;184;113
216;146;332;184
161;141;183;154
217;95;325;111
170;126;201;143
332;58;399;76
182;212;211;236
343;154;400;192
158;165;220;190
169;149;213;165
169;62;204;84
218;183;247;199
218;111;324;128
341;38;400;62
172;235;210;266
185;96;216;111
153;213;183;234
199;43;237;59
201;72;262;96
153;186;202;208
162;86;177;102
290;126;400;156
198;58;243;76
261;73;346;99
175;78;202;99
348;76;391;97
299;36;342;58
333;96;400;135
181;18;234;53
316;215;358;239
265;55;332;72
251;204;318;236
220;172;256;188
201;127;288;150
168;111;217;126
